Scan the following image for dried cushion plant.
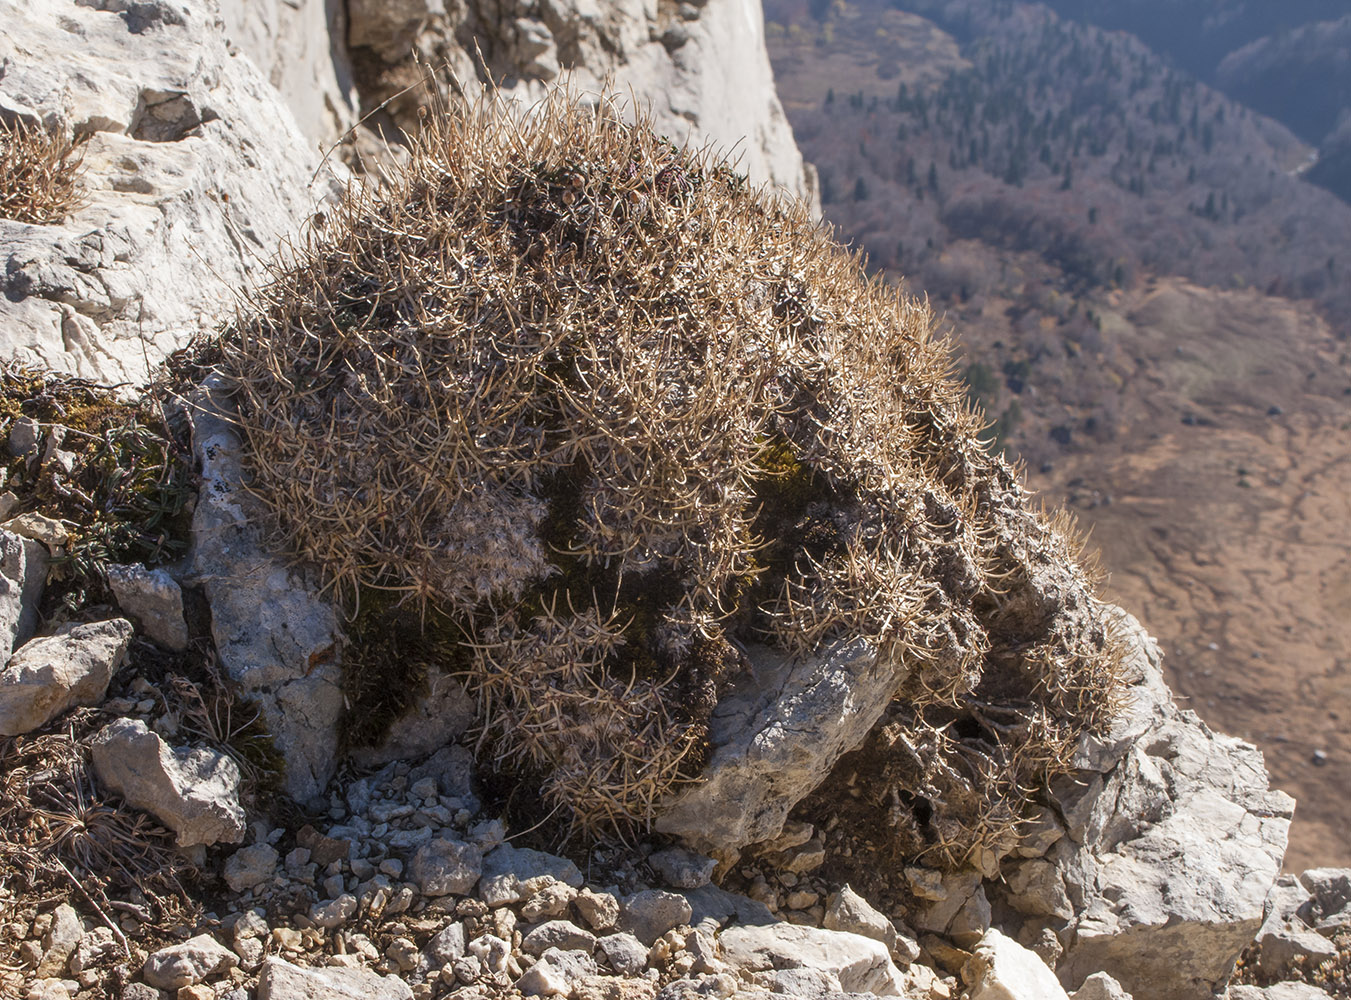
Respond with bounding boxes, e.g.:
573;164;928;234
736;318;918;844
0;120;83;225
217;89;1124;862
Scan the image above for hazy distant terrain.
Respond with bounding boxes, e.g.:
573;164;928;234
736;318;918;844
1039;0;1351;203
765;0;1351;868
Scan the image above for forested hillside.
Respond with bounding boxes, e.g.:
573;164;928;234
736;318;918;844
765;0;1351;869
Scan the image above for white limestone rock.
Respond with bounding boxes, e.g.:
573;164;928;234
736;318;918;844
67;927;117;975
598;932;649;976
619;889;694;946
758;966;844;996
1256;919;1338;979
0;0;340;385
482;843;583;887
36;904;84;978
0;529;46;662
215;0;357;146
343;0;814;206
966;928;1070;1000
656;638;902;853
424;922;467;966
1036;610;1295;1000
256;956;413;1000
91;717;246;847
309;894;358;930
141;934;238;990
0;618;132;736
1227;987;1335;1000
521;920;596;957
717;922;907;995
408;838;483;897
824;884;919;965
1298;868;1351;933
106;563;189;651
186;382;344;802
1069;972;1133;1000
516;947;598;998
648;847;717;889
224;843;280;892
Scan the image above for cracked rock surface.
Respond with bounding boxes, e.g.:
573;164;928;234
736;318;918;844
0;0;340;384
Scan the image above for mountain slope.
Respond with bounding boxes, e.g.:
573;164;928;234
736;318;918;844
765;0;1351;868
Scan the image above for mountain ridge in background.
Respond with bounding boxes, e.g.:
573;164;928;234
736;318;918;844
764;0;1351;869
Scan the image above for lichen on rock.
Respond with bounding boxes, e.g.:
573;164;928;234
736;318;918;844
214;88;1124;860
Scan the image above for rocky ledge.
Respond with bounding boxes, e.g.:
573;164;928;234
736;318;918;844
1;535;1341;1000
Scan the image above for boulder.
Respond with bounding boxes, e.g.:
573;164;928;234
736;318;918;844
717;922;907;995
256;956;413;1000
0;619;133;736
0;529;46;661
36;903;84;978
407;838;482;897
516;947;599;998
187;383;344;802
1070;973;1133;1000
966;928;1070;1000
106;563;188;650
1035;612;1295;1000
90;717;246;847
824;884;919;965
141;934;238;990
339;0;812;206
655;638;902;853
618;890;694;946
223;843;280;892
0;0;339;384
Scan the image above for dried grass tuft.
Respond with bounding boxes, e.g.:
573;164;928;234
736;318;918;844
0;713;198;939
0;120;83;225
214;85;1125;856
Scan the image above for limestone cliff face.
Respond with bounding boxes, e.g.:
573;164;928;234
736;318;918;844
0;0;339;385
218;0;814;203
216;0;359;150
0;0;811;385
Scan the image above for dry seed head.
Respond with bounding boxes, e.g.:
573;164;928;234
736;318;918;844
217;86;1125;855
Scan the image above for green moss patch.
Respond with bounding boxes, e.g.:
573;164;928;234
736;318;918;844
0;363;194;613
